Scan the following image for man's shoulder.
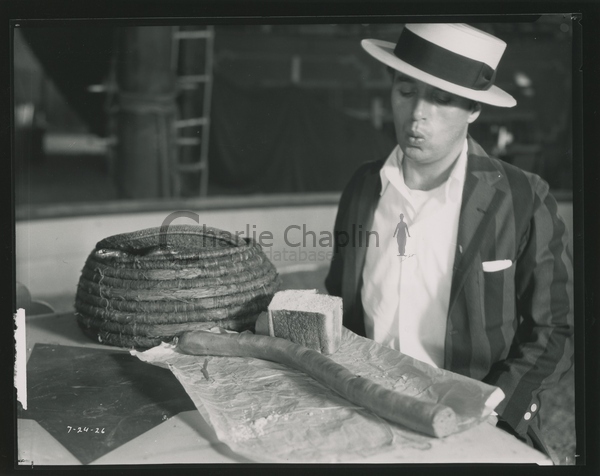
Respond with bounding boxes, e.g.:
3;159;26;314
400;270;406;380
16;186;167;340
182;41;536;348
491;155;542;181
492;156;550;198
467;138;549;194
343;158;386;188
354;158;386;175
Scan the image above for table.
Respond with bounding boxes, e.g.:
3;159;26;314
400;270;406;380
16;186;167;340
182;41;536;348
17;311;552;465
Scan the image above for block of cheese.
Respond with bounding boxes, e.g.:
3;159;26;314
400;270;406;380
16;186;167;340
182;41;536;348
267;289;343;354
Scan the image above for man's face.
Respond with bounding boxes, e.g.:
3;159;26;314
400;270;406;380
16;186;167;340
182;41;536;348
391;71;481;166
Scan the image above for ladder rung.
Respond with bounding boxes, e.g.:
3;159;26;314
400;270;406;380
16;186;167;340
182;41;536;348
173;30;213;40
177;75;210;84
175;118;208;128
178;162;207;172
176;137;201;146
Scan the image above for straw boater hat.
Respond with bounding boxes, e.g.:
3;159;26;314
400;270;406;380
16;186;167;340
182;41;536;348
361;23;516;108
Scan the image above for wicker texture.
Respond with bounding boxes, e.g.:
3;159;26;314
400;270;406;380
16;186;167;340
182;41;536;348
75;225;281;349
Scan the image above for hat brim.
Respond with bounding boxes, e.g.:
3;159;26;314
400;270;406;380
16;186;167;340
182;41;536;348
362;39;516;108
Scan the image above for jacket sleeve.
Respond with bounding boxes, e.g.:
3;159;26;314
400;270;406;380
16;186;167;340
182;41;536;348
482;175;574;436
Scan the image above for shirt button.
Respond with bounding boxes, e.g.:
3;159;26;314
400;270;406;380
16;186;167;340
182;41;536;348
524;412;532;421
531;404;538;412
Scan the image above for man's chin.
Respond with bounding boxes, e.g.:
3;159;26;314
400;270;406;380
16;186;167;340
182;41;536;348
400;145;429;163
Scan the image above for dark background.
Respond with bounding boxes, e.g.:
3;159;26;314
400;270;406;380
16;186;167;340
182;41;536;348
13;17;573;205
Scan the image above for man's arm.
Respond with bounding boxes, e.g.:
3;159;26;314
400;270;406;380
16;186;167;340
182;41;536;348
482;176;574;436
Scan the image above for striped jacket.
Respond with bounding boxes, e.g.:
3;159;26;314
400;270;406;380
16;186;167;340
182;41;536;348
325;136;574;439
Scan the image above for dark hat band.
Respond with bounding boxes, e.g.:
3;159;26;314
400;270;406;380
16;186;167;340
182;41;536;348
393;28;496;91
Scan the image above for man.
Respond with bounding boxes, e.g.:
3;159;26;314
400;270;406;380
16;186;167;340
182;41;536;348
325;23;574;459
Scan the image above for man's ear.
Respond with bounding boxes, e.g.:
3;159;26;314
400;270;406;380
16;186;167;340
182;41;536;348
467;102;482;124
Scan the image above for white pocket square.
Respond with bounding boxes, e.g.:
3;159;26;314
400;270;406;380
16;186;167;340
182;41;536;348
482;259;512;272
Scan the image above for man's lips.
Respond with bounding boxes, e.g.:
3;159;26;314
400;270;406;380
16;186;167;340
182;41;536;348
405;130;426;145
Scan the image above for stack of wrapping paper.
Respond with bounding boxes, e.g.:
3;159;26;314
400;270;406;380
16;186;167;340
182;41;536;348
133;328;504;463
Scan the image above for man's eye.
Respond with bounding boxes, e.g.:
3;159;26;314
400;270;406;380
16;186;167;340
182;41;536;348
434;94;452;104
398;88;415;97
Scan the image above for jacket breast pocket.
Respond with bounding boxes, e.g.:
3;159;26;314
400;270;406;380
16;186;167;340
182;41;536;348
482;259;512;273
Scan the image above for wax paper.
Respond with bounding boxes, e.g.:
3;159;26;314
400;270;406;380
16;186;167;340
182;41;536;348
133;328;504;463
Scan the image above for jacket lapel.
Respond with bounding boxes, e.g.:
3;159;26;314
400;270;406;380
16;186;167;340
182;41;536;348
350;164;382;300
448;138;506;315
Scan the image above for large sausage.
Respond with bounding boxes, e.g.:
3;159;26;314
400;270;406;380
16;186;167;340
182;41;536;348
176;331;458;438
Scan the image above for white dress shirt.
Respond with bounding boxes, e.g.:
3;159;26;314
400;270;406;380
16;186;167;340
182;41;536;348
361;140;468;367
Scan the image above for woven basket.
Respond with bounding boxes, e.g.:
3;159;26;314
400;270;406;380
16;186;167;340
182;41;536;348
75;225;281;349
78;260;275;290
74;297;271;324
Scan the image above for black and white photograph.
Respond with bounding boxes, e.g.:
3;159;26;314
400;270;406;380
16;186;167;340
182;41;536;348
11;12;586;468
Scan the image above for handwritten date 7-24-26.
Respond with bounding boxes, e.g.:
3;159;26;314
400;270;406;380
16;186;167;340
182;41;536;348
67;426;105;434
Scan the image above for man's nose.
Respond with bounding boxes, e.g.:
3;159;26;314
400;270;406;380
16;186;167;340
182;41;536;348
411;96;430;120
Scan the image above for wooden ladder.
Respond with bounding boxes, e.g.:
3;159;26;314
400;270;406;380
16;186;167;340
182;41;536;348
171;26;215;197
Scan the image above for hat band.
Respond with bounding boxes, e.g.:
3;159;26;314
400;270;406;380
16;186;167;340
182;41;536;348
393;28;496;91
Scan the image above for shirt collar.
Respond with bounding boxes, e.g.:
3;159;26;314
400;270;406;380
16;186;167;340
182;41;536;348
379;139;469;204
